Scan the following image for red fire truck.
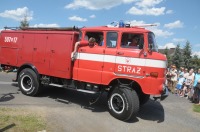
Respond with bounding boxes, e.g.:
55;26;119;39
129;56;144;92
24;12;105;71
0;23;167;121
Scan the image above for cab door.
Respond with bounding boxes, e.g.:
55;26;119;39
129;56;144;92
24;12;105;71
102;31;118;84
114;33;146;78
78;45;104;84
77;32;104;84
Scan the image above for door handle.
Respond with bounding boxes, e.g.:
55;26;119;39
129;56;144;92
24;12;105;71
117;52;124;55
33;48;37;51
80;49;86;52
51;50;55;53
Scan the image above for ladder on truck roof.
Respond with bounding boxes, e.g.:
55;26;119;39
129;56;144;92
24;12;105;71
4;26;80;31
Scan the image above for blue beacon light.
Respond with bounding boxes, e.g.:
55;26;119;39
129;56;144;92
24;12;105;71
119;20;125;28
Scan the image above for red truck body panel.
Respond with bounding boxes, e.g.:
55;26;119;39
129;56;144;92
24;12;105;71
0;30;79;79
0;26;167;95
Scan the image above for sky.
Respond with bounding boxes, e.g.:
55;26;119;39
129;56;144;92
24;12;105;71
0;0;200;56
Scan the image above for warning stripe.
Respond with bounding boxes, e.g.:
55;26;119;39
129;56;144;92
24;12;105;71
77;53;166;68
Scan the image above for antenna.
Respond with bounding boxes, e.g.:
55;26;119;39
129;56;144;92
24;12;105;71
131;24;157;27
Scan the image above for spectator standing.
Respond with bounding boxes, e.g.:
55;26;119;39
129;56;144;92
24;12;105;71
176;74;185;96
169;65;178;94
183;68;189;79
178;67;184;77
180;70;194;97
193;69;200;104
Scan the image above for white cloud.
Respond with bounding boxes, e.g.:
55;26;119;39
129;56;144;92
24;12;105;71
192;51;200;57
151;27;173;37
65;0;136;10
129;20;173;37
129;20;145;25
0;7;33;21
66;0;169;16
164;20;184;29
123;0;136;3
135;0;163;8
172;38;186;43
126;0;167;16
166;10;173;14
127;6;165;16
89;15;96;18
32;23;60;27
159;43;176;49
69;16;87;22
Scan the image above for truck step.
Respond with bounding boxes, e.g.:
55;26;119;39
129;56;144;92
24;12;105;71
49;83;99;94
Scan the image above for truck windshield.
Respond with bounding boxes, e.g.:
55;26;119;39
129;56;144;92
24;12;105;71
148;32;158;52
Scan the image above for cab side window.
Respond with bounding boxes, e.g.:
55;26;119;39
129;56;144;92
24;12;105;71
85;32;104;46
121;33;144;49
106;32;118;48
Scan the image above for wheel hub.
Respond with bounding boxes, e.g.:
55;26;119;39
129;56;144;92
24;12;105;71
21;75;33;91
110;93;125;114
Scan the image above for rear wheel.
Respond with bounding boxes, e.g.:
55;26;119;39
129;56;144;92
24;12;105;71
18;68;40;96
108;85;139;121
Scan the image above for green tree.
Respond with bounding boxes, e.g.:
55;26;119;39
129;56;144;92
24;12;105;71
163;47;172;66
20;15;29;28
183;41;192;69
172;44;184;69
191;55;200;70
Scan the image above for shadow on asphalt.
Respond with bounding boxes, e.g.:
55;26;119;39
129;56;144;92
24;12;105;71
0;92;19;102
10;84;165;123
137;99;165;123
39;86;108;113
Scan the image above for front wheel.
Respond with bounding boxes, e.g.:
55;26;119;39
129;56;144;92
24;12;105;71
18;68;40;96
108;86;139;121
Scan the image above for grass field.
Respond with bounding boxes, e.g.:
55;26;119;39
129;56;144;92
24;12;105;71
0;107;46;132
193;104;200;113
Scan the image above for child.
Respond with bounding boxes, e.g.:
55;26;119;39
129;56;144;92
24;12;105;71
176;74;185;96
180;70;194;97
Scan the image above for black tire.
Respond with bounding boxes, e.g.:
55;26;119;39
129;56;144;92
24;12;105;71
18;68;40;96
108;86;139;121
139;93;150;106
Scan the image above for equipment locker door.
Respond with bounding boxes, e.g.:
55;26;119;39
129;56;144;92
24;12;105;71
19;33;34;63
33;34;47;64
48;33;73;78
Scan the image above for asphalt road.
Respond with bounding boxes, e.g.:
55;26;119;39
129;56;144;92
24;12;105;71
0;72;200;132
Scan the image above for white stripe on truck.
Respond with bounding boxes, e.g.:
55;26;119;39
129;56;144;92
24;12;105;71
78;53;166;68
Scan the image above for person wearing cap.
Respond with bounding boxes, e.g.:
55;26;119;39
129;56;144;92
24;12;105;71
176;74;185;96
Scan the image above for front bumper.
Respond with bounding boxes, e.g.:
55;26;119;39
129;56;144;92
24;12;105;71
153;85;169;101
160;85;169;100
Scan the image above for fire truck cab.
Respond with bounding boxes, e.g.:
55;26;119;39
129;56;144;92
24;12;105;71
0;24;167;121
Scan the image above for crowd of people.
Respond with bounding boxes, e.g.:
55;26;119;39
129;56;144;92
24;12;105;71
0;65;17;73
166;65;200;105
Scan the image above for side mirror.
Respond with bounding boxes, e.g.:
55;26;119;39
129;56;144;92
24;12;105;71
149;43;153;49
148;43;153;52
